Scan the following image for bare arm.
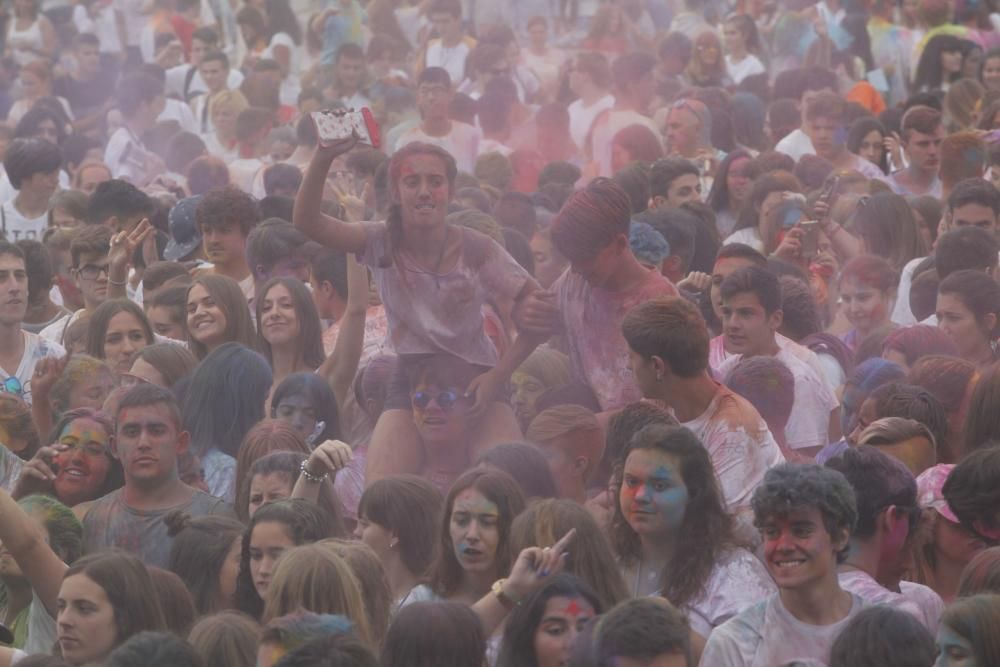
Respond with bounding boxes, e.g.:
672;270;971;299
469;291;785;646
0;486;68;616
315;182;370;413
293;136;368;254
318;253;368;414
291;440;352;505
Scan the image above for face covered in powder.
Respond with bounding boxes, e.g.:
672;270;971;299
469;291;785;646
394;153;452;232
52;417;113;507
619;449;689;539
449;487;501;575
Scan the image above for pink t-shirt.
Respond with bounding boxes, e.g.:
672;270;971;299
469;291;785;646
680;384;785;512
553;268;677;412
359;222;533;367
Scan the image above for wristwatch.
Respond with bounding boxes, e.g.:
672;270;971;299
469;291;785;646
491;578;520;609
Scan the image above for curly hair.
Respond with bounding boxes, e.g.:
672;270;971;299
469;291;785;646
751;463;858;564
610;424;739;608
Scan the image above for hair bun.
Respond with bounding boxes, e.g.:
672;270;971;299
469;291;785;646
164;510;193;537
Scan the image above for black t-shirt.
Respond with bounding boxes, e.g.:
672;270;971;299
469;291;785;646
53;67;117;119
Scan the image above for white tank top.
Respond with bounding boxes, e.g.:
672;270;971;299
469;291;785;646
7;17;44;66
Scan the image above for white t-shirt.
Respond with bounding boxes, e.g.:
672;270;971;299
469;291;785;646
73;4;120;53
0;330;65;406
165;64;244;101
423;39;473;88
394;121;483;173
685;549;777;639
229;158;265;193
838;569;943;631
726;54;766;85
158;97;198;135
700;593;865;667
0;201;48;241
719;346;839;452
723;227;764;253
680;384;785;512
891;255;927;326
775;128;816;162
104;126;154;185
567;93;615;149
261;32;302;106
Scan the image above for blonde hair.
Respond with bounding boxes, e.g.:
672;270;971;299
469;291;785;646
517;346;570;389
858;417;937;450
209;90;250;119
261;543;373;647
320;540;391;645
527;405;605;479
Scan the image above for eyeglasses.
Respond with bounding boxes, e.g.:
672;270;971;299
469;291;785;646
0;377;22;397
77;264;110;281
56;439;109;458
412;390;465;411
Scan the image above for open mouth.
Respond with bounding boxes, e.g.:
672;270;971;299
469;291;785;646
62;466;88;479
772;558;807;570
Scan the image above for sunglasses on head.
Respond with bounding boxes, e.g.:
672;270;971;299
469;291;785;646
412;390;465;411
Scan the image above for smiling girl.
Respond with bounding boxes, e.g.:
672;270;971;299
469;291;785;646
839;255;898;351
85;300;154;378
185;275;257;361
256;278;326;393
295;138;546;483
13;408;123;509
611;424;773;641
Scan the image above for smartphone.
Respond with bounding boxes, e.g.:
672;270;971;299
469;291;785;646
799;220;820;259
778;194;808;228
310;108;381;149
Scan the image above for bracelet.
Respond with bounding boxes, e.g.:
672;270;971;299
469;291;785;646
299;459;328;483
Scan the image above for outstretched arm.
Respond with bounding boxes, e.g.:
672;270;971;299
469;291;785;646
293;134;368;254
0;486;68;617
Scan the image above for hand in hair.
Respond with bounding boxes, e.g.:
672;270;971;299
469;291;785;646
676;271;711;293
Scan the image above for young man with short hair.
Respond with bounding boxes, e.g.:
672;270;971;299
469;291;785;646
584;598;693;666
518;178;677;413
40;225;113;345
888;105;944;198
622;296;784;511
648;157;701;209
228;107;275;192
53;33;117;136
526;405;604;504
825;446;944;630
418;0;476;85
81;384;235;567
246;218;320;297
196;187;261;300
701;463;864;665
717;266;841;458
104;73;167;185
166;27;244;102
394;67;482;173
1;139;61;241
330;43;372;110
799;91;885;181
0;242;64;407
773;68;839;161
944;177;1000;237
84;179;155;232
191;50;232;134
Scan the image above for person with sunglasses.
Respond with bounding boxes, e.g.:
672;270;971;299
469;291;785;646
825;446;944;632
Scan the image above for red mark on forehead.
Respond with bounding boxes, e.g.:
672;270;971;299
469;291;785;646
565;599;582;616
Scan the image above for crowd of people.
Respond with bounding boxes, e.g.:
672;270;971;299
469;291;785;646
1;0;1000;665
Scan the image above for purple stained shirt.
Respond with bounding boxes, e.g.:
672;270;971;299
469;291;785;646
358;222;534;367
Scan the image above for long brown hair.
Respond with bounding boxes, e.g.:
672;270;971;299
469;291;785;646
255;277;325;370
62;551;168;652
430;469;525;598
185;274;257;360
610;424;740;609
